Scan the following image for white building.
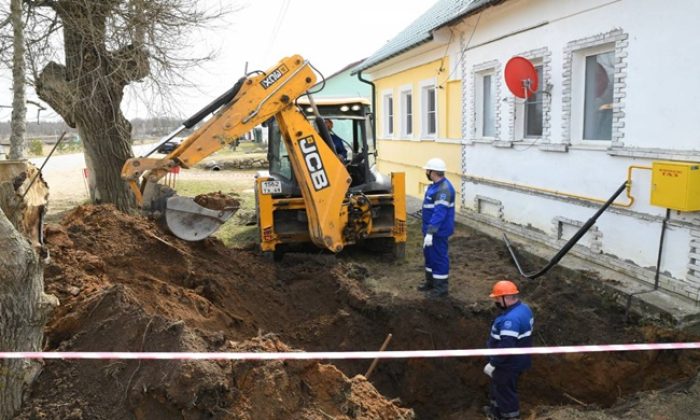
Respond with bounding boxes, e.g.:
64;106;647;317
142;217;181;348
356;0;700;314
458;0;700;303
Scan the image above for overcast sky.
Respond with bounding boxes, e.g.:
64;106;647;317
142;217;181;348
0;0;434;122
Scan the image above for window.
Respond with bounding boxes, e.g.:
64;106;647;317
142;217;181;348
400;90;413;137
477;72;496;137
383;93;393;136
564;31;626;144
583;51;614;140
524;65;544;138
421;83;437;136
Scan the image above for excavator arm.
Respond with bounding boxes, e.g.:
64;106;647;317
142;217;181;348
122;55;352;250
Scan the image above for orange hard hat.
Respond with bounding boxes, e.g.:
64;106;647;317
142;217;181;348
489;280;520;298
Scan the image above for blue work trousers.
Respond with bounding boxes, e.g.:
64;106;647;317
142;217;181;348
489;368;522;419
423;235;449;280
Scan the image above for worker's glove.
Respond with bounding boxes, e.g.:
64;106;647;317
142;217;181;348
483;363;495;378
423;234;433;248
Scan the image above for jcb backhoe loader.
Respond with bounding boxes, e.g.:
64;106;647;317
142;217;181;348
121;55;406;258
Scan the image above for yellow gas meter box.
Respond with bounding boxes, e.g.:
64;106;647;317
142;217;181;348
650;161;700;211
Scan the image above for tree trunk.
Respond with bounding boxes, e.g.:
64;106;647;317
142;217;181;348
35;1;149;211
0;161;57;419
8;0;27;160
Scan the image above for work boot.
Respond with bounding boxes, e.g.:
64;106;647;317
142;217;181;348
428;278;448;298
417;272;433;291
482;405;498;419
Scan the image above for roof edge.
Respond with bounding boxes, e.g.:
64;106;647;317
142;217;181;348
351;0;506;75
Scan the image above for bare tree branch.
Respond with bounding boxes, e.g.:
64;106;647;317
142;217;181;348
11;0;233;209
35;61;76;126
0;15;10;30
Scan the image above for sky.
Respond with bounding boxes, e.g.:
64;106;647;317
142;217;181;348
0;0;435;122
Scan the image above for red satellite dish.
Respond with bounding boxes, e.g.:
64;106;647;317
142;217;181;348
504;56;539;99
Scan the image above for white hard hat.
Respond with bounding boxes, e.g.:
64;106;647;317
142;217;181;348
423;158;447;172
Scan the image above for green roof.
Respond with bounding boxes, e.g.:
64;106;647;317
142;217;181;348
353;0;502;74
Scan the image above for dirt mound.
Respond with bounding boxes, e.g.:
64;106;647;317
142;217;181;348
333;222;700;418
194;191;240;211
19;205;412;419
17;205;700;419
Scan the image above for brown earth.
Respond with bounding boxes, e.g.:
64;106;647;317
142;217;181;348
194;192;240;211
16;205;700;419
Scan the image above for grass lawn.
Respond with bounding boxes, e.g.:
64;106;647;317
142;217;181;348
174;179;258;248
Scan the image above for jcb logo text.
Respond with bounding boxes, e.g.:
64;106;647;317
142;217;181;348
299;137;329;191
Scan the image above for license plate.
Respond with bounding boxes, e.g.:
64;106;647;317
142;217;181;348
261;180;282;194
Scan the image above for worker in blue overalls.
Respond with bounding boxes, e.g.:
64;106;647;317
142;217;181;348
418;158;455;298
483;280;534;420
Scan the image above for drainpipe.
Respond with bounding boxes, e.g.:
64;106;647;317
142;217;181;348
357;69;376;141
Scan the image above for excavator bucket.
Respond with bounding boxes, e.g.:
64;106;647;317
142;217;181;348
164;194;239;241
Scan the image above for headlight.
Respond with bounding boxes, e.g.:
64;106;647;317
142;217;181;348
340;105;349;112
351;104;361;111
306;107;313;113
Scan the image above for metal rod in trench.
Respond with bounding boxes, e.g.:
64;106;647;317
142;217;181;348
653;208;671;290
364;333;393;380
503;180;628;280
21;131;67;199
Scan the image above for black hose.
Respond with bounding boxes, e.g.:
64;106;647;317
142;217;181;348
182;77;245;128
504;180;628;279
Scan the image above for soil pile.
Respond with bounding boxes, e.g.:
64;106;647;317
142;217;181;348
194;192;240;211
15;204;700;419
18;205;412;419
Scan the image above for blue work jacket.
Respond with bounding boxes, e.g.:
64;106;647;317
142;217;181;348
330;133;348;160
422;177;455;237
487;301;534;371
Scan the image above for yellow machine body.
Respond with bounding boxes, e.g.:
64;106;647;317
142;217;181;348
121;55;407;256
650;160;700;211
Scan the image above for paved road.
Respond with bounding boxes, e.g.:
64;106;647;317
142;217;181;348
28;143;254;213
29;144;155;208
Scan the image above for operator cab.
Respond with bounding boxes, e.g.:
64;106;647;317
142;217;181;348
265;97;386;195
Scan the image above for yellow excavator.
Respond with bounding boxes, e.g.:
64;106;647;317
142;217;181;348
122;55;406;259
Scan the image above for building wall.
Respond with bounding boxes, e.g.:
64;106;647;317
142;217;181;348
452;0;700;300
379;140;462;206
315;68;371;100
372;55;463;207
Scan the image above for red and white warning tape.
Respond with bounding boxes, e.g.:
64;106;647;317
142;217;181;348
1;342;699;360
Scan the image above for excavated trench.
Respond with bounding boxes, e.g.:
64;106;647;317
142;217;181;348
277;250;700;418
18;205;700;419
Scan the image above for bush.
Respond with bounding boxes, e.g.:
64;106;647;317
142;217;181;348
28;139;44;156
57;136;82;154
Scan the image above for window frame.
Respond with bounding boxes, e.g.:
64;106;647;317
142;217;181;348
399;85;414;139
571;43;615;143
382;90;394;138
475;69;497;139
419;79;438;139
512;60;544;141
